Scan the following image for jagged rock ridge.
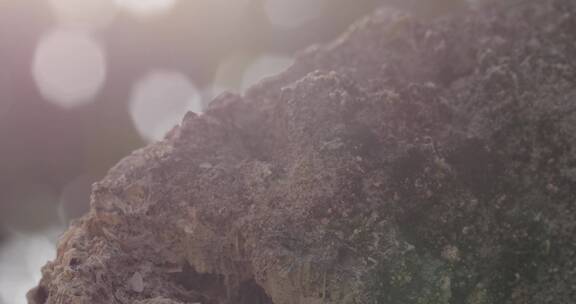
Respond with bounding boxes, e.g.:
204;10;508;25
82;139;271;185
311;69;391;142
29;0;576;303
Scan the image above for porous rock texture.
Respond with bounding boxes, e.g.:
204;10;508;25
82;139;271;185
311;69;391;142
29;0;576;303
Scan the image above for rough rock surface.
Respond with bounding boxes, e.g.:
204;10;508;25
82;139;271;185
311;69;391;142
29;0;576;303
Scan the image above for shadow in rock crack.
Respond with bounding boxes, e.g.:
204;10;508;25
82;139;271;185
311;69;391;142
173;262;273;304
230;279;274;304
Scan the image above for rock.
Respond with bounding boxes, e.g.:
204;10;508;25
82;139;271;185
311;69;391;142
29;0;576;303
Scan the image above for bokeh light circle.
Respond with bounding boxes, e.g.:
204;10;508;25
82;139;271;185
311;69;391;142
0;230;59;304
32;29;107;108
115;0;177;17
129;71;202;142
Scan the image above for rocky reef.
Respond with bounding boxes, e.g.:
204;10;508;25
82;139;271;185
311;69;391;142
29;0;576;303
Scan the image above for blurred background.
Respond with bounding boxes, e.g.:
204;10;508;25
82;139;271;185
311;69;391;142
0;0;465;302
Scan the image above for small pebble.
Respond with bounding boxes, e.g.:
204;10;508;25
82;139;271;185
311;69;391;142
128;271;144;293
199;162;213;169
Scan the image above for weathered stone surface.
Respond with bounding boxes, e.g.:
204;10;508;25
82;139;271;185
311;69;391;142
29;0;576;303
